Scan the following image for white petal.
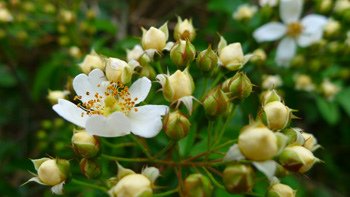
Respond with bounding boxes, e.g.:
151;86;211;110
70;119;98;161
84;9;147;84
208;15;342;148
53;99;88;128
51;181;65;195
253;22;286;42
275;37;296;67
73;69;107;102
142;167;160;183
22;177;47;186
252;160;277;180
129;77;151;104
223;144;245;162
85;112;131;137
176;96;197;115
298;14;327;47
280;0;303;24
164;41;174;51
128;105;169;138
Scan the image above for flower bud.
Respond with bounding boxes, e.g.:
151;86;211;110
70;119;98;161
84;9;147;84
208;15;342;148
316;0;332;13
80;158;101;179
196;45;218;72
141;23;168;52
250;48;266;64
108;174;153;197
163;110;190;140
222;72;253;100
59;9;75;23
174;17;196;41
334;0;350;14
262;75;282;90
127;45;145;62
261;89;283;105
0;7;13;22
294;74;315;92
139;64;156;79
279;146;318;173
223;164;254;193
282;128;305;146
37;159;70;186
218;38;251;71
233;4;257;21
203;87;231;117
301;132;319;152
170;40;196;68
324;19;341;37
320;79;339;101
105;58;134;84
158;69;194;102
238;123;278;161
47;90;69;105
267;183;296;197
72;130;100;158
69;46;82;59
79;51;106;74
263;101;291;131
275;163;289;177
183;174;213;197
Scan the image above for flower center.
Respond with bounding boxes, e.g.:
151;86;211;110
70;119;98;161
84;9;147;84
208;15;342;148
286;22;303;37
76;81;138;117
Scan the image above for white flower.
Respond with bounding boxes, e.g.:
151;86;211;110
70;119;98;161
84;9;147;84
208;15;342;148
53;69;168;138
253;0;327;67
259;0;278;7
262;75;282;89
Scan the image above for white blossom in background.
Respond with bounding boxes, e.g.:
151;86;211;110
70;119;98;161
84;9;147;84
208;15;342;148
253;0;327;67
233;4;257;21
334;0;350;13
262;75;282;89
294;74;315;92
0;5;13;22
259;0;278;7
320;79;340;101
53;69;168;138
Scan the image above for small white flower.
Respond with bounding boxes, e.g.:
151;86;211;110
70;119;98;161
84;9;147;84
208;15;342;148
53;69;168;138
253;0;327;67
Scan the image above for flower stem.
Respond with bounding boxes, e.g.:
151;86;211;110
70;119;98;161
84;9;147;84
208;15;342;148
202;167;225;190
154;140;176;158
129;134;153;159
101;139;135;149
154;188;179;197
71;179;107;192
101;154;149;163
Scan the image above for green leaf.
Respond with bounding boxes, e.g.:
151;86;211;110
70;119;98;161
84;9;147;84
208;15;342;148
315;96;339;125
336;87;350;117
0;65;16;87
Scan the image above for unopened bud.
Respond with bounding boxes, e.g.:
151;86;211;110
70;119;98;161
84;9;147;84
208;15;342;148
279;146;318;173
79;51;106;74
262;75;282;90
203;87;231;117
196;46;218;72
36;158;70;186
80;158;101;179
267;183;296;197
250;48;266;64
0;7;13;22
163;110;190;140
109;174;153;197
174;17;196;41
72;130;100;158
170;40;196;69
222;72;253;100
334;0;350;14
139;65;156;79
105;58;134;84
47;90;69;105
141;23;168;52
59;9;75;23
324;19;341;37
218;37;251;71
320;79;340;101
316;0;332;13
263;101;292;131
238;123;278;161
294;74;315;92
223;164;254;193
302;132;320;152
233;4;257;21
282;128;305;146
184;174;213;197
261;89;283;105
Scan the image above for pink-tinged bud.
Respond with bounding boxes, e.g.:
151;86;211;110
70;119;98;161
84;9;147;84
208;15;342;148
203;87;232;117
37;159;70;186
279;146;318;173
267;183;296;197
223;164;254;193
174;17;196;41
72;130;100;158
163;110;190;140
238;123;278;161
262;101;292;131
222;72;253;100
196;46;218;72
184;174;213;197
80;158;101;179
170;40;196;69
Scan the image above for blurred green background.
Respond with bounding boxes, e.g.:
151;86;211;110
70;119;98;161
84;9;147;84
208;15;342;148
0;0;349;196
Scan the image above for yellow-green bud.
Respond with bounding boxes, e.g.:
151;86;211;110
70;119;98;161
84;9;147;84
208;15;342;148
80;158;101;179
203;87;231;117
233;4;257;21
141;23;168;52
223;164;254;193
139;64;156;79
267;183;296;197
261;89;283;105
183;174;213;197
196;46;218;72
316;0;332;13
163;110;190;140
324;19;341;37
238;123;278;161
47;90;69;105
294;74;315;92
170;40;196;69
320;79;340;101
79;51;106;74
59;9;75;23
250;48;267;65
282;128;305;146
108;174;153;197
105;58;134;84
279;146;318;173
37;159;70;186
159;69;194;102
218;41;250;71
263;101;291;131
174;17;196;41
72;131;100;158
222;72;253;100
